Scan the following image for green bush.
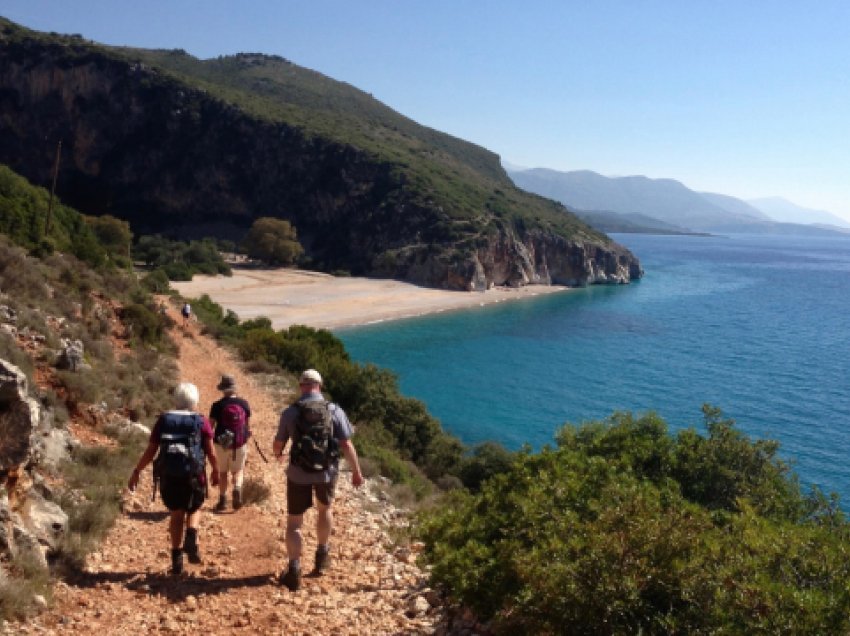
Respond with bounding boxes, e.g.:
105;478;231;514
121;302;168;347
418;409;850;634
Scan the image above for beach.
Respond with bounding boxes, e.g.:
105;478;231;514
171;268;570;331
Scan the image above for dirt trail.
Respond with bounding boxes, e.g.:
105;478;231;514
18;305;440;635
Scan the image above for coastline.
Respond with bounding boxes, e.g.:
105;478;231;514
171;268;571;331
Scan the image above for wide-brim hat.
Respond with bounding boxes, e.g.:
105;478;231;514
217;374;236;391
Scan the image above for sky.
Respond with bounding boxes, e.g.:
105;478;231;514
4;1;850;222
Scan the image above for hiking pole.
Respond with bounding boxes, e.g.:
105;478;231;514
253;437;270;464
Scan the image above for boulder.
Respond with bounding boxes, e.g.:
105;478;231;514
55;339;85;371
23;490;68;550
0;359;39;479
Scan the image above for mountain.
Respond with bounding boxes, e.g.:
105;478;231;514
508;167;848;236
747;197;850;229
0;18;641;290
573;210;696;235
507;168;769;232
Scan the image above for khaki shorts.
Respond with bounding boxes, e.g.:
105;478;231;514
214;443;248;473
287;478;337;516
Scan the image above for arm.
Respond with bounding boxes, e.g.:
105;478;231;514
128;440;159;491
203;435;220;486
273;407;292;462
338;438;364;488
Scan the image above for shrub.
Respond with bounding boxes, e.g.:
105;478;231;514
240;477;271;506
121;302;168;347
418;410;850;634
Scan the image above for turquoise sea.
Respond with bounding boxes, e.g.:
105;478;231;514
339;234;850;503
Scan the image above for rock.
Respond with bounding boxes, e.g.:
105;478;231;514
55;339;85;371
406;595;430;617
105;414;151;438
12;521;48;569
23;490;68;549
32;426;74;470
0;359;39;476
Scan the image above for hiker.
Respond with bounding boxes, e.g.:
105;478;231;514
181;302;192;326
209;373;252;512
128;382;219;575
273;368;364;591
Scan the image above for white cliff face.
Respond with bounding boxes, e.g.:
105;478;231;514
0;359;70;570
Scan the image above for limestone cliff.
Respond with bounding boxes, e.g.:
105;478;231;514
0;20;642;290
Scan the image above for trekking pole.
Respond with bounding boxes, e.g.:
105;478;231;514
253;437;270;464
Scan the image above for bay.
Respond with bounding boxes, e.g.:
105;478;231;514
339;234;850;503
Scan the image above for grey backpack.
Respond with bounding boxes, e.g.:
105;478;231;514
291;399;339;472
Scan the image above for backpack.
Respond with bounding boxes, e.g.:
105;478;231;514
153;412;206;486
215;401;250;449
290;398;339;472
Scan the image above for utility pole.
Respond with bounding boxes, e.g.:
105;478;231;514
45;140;62;237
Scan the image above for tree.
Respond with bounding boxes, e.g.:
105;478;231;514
84;214;132;264
241;217;304;266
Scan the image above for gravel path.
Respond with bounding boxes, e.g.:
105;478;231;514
17;302;441;635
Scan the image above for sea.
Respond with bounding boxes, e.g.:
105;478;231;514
338;233;850;503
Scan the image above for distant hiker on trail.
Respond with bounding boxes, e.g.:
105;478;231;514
128;382;219;576
273;368;364;591
209;373;252;512
181;302;192;327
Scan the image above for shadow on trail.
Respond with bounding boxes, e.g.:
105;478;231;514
64;569;277;602
126;572;275;602
125;510;169;522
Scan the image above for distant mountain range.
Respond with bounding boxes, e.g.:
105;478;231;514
507;167;850;236
747;197;850;229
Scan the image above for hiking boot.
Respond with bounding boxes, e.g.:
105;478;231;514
214;495;227;512
313;547;331;575
279;565;301;591
232;489;242;510
183;528;202;564
170;549;184;576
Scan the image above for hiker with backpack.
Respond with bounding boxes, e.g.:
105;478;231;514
128;382;219;575
273;368;364;591
209;373;252;512
181;302;191;326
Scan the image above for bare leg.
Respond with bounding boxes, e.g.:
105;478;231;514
316;500;333;547
286;514;304;562
219;471;229;497
168;510;185;549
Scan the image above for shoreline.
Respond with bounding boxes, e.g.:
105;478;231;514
171;268;571;331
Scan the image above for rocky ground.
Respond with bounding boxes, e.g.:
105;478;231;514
11;304;458;635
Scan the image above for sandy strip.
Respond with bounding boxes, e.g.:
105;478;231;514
171;268;570;331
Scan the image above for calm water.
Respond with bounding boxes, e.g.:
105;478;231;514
339;234;850;502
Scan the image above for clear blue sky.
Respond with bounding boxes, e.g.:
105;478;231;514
4;1;850;221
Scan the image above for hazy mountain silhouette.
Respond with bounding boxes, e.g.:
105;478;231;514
748;197;850;229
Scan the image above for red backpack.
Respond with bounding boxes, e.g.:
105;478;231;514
215;402;250;449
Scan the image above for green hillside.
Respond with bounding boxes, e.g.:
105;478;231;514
0;18;640;289
115;47;600;239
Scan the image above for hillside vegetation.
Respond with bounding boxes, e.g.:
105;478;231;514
0;18;641;290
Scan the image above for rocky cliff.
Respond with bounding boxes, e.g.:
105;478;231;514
0;20;642;290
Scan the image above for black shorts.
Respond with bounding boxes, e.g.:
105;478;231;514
287;478;337;516
160;477;206;513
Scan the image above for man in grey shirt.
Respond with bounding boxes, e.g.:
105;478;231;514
273;368;364;591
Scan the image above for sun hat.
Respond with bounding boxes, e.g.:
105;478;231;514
217;374;236;391
299;369;322;385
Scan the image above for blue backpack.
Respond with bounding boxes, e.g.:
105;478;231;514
153;412;206;485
